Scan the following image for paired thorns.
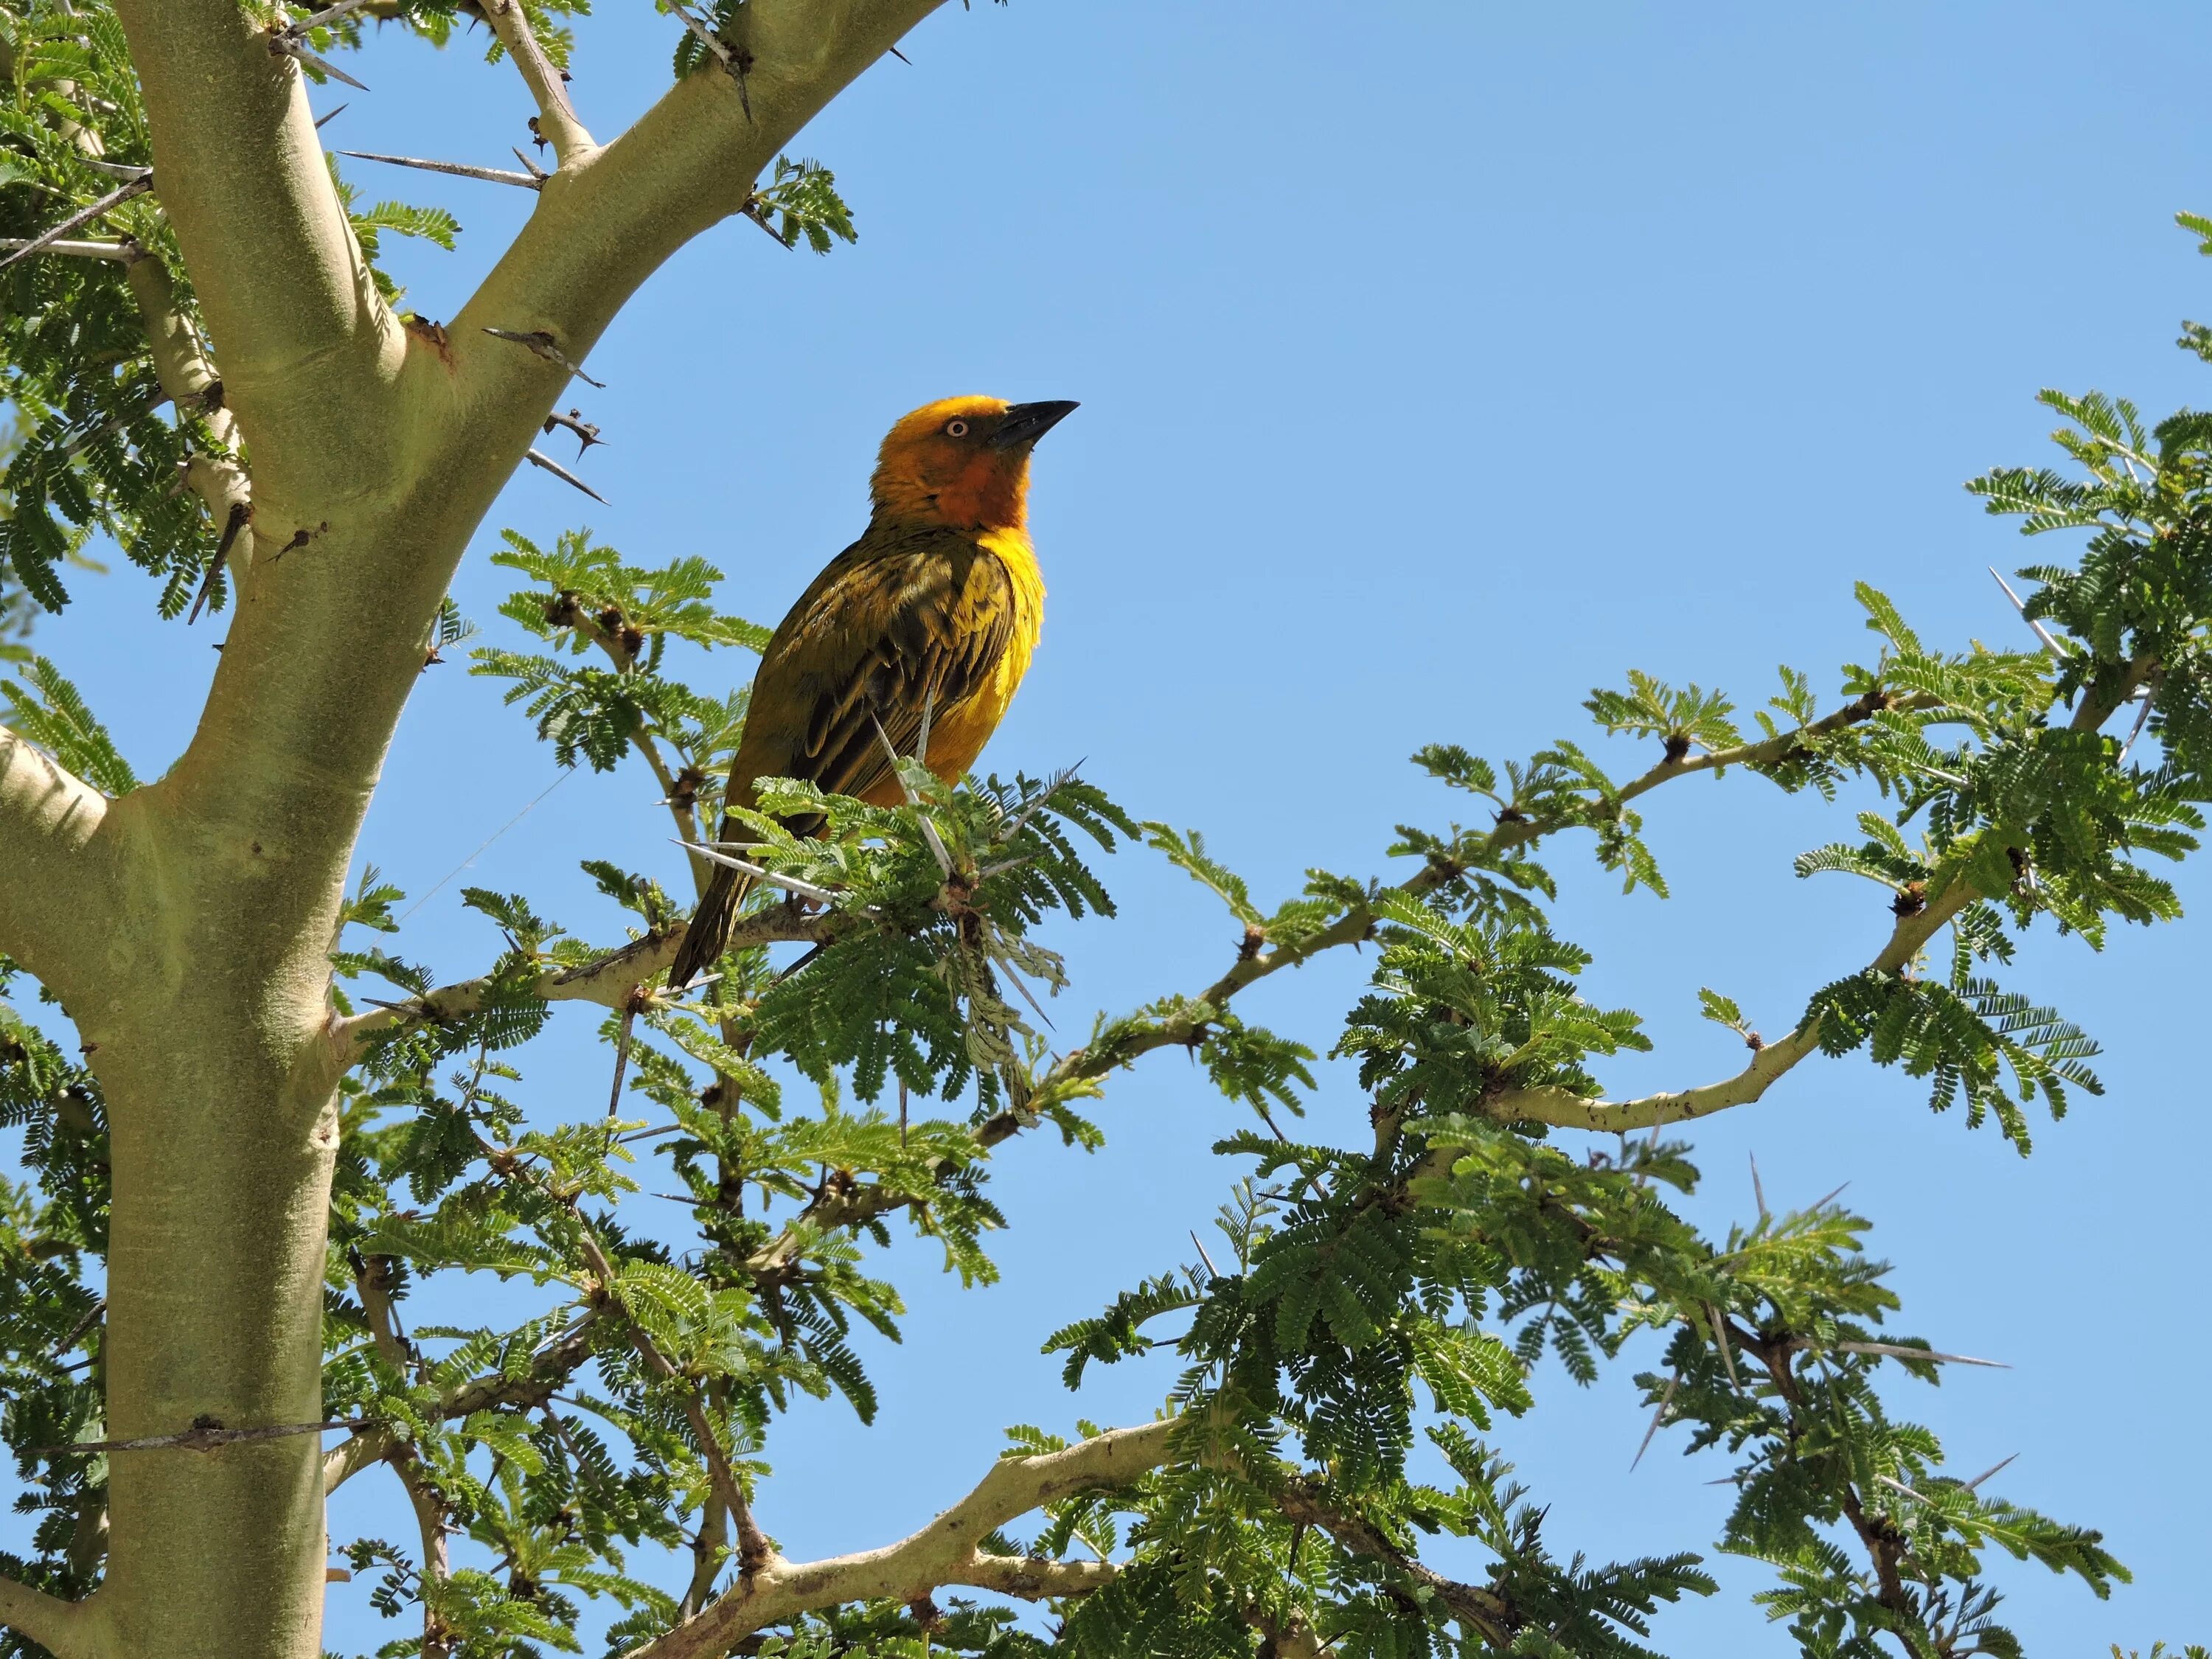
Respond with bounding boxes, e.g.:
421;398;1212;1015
543;408;604;456
341;149;541;190
0;175;153;272
484;326;605;385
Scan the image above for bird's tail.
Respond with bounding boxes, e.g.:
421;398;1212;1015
668;863;754;992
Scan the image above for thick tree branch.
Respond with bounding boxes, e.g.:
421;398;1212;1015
327;903;843;1072
434;0;939;470
0;1573;102;1659
0;726;114;996
108;0;402;495
479;0;595;167
577;1233;773;1576
324;1306;607;1495
984;692;1947;1145
1276;1479;1514;1649
626;1418;1180;1659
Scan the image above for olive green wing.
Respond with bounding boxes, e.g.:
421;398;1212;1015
730;526;1017;825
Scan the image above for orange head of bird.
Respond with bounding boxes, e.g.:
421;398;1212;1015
869;395;1079;532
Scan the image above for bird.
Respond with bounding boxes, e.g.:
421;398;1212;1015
666;394;1080;990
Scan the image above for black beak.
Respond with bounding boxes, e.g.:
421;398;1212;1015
990;400;1080;448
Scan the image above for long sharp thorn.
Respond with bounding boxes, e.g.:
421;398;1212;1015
1631;1371;1679;1472
512;145;550;181
606;1006;636;1119
1805;1179;1850;1214
1874;1473;1933;1506
676;842;845;908
314;102;349;129
341;150;539;189
1834;1340;2007;1368
483;326;605;384
887;41;911;63
1000;958;1057;1032
2119;684;2155;762
917;681;936;770
268;33;370;90
189;501;251;625
1987;566;2065;657
288;0;382;34
1189;1230;1219;1279
0;236;137;260
866;709;954;876
1749;1152;1768;1220
526;448;605;502
1964;1453;2019;1490
0;175;151;272
1708;1304;1743;1392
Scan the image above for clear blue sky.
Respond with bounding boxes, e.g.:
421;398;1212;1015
28;2;2212;1651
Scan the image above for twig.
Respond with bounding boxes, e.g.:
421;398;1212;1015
578;1234;773;1573
664;0;750;116
339;150;541;189
525;448;607;502
0;175;152;271
478;0;595;165
483;326;605;384
51;1298;103;1358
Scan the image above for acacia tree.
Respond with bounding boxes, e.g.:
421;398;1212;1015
0;4;2208;1659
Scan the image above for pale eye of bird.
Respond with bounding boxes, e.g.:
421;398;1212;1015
945;419;970;437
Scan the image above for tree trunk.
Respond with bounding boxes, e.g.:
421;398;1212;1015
84;819;348;1658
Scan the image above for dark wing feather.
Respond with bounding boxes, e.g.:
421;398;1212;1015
671;526;1015;990
734;525;1015;818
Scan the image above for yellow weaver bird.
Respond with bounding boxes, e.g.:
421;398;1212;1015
667;394;1079;989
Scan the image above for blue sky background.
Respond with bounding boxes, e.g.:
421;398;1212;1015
18;1;2212;1652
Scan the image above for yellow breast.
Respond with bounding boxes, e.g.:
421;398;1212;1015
926;527;1044;782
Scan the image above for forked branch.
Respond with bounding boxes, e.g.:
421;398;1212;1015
0;726;115;1001
0;1571;102;1659
625;1418;1181;1659
478;0;595;166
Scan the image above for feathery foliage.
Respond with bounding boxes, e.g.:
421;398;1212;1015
0;7;2206;1652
